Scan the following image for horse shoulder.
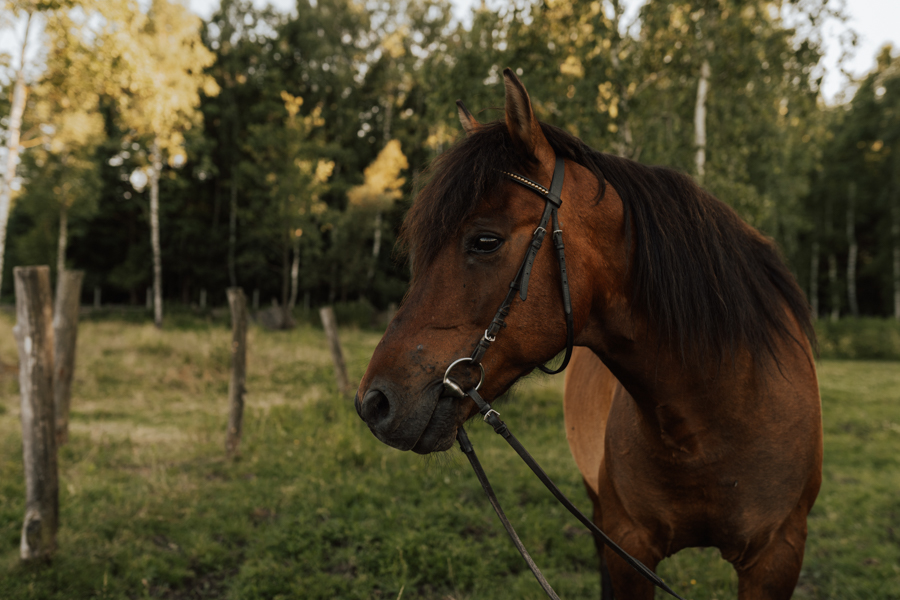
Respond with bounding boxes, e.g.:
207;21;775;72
563;347;622;496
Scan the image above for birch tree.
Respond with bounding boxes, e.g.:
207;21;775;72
30;7;106;278
0;1;37;297
114;0;218;327
347;139;408;283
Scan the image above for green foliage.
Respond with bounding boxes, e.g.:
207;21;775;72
816;318;900;360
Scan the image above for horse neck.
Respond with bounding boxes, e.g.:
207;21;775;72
570;184;796;447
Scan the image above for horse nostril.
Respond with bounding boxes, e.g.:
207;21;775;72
361;389;392;428
354;392;362;417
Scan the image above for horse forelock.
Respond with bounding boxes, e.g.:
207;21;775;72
398;122;530;278
399;118;815;368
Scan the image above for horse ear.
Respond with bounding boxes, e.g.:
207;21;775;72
503;68;552;162
456;100;480;135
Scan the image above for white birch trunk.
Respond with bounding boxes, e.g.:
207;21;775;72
846;182;859;317
810;240;819;321
694;59;711;185
288;236;300;310
150;140;163;328
367;211;383;282
828;252;839;321
0;12;34;297
57;204;68;278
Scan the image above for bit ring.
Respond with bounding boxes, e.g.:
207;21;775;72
443;357;485;398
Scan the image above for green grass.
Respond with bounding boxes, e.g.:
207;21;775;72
0;314;898;599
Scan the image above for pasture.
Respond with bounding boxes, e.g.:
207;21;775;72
0;312;898;599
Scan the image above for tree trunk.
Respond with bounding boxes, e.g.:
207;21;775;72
319;306;351;395
828;252;839;321
279;227;293;328
0;12;34;297
228;175;237;287
694;59;711;185
13;266;58;561
225;288;248;458
846;182;859;317
367;211;383;283
150;139;164;328
53;270;83;446
893;194;900;321
56;204;68;278
810;240;819;321
288;236;300;310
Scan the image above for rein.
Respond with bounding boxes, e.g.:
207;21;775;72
444;156;684;600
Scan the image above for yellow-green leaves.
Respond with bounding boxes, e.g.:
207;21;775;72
347;140;408;211
114;0;219;158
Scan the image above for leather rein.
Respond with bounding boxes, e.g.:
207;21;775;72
442;156;684;600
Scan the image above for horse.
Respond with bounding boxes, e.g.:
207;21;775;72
355;68;822;600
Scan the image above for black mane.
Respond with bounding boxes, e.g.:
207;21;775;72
399;120;815;366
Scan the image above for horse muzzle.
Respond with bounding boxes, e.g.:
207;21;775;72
356;382;468;453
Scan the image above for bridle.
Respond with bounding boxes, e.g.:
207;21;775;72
442;156;684;600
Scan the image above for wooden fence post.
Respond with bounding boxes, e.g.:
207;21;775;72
13;266;58;560
53;270;84;446
319;306;351;395
225;288;248;458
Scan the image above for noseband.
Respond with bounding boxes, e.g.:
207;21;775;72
443;156;683;600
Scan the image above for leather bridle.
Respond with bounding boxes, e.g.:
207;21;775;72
442;156;684;600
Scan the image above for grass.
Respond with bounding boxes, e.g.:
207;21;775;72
0;313;898;599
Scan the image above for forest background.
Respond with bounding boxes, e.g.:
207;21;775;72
1;0;899;323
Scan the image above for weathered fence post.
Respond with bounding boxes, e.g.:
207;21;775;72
13;266;58;560
319;306;351;395
53;269;84;446
225;288;248;458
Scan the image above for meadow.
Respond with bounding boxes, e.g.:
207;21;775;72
0;310;898;599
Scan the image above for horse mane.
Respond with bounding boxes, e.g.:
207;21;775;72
399;120;815;367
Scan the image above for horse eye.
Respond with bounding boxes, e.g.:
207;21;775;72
470;235;503;255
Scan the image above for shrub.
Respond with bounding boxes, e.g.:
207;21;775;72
815;318;900;360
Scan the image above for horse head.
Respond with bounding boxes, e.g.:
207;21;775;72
355;69;616;453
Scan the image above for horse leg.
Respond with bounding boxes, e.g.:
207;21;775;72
601;529;661;600
733;507;809;600
600;554;614;600
584;479;615;600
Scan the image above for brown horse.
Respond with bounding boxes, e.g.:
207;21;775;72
356;69;822;599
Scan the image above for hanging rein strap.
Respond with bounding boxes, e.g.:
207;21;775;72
469;157;574;374
456;392;684;600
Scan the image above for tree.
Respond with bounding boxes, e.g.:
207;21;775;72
0;1;37;298
347;139;408;283
245;90;333;324
29;6;106;279
113;0;218;327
